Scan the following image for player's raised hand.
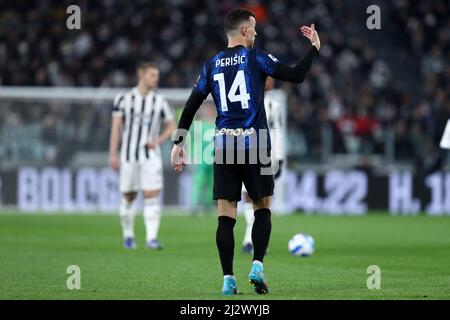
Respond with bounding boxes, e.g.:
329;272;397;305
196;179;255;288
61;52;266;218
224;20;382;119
171;144;185;173
300;24;321;51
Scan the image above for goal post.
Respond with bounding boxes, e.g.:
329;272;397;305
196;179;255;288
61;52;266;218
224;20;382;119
0;87;288;214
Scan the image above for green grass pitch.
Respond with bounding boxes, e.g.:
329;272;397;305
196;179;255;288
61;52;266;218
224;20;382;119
0;211;450;300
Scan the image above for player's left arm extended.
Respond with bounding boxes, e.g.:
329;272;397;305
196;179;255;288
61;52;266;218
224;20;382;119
173;90;206;146
171;90;206;172
272;24;320;83
152;119;176;146
272;46;318;83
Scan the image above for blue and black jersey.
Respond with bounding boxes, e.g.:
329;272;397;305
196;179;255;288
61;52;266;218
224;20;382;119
195;46;279;130
193;45;281;150
175;44;318;151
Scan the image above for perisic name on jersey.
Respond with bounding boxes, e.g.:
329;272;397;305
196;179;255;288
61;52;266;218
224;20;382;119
215;54;246;68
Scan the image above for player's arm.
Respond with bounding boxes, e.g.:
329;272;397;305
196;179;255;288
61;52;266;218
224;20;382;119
272;46;318;83
271;24;320;83
174;90;206;143
151;120;176;147
109;93;125;171
109;115;123;171
148;98;176;149
171;63;210;173
171;90;207;173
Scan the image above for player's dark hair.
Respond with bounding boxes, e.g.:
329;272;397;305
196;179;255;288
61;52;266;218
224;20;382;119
224;8;256;34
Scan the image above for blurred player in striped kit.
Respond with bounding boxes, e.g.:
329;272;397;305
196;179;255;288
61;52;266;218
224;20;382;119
241;76;284;254
109;62;176;250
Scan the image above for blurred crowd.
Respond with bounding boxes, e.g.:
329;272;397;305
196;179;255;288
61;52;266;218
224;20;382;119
0;0;449;170
0;101;110;164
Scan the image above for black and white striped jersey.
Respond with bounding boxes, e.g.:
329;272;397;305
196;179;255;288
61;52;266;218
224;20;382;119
264;95;284;161
112;87;174;163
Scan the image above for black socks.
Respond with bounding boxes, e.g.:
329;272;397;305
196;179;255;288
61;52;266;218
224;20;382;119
216;216;236;275
252;208;272;262
216;209;271;275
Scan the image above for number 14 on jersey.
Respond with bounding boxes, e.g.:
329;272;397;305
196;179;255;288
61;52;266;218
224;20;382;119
213;70;250;112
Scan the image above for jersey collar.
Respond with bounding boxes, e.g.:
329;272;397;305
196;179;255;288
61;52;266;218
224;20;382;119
224;45;246;51
132;86;155;98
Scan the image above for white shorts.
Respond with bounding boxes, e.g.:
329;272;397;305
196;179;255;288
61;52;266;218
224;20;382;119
119;158;163;193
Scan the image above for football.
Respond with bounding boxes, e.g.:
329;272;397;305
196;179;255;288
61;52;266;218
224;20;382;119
288;233;315;257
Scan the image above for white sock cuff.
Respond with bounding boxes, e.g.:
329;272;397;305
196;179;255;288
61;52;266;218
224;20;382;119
121;197;134;208
144;197;159;207
224;275;235;280
144;197;161;219
252;260;263;267
244;202;253;211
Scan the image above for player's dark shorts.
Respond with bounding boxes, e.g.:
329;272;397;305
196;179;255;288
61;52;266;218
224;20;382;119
213;148;274;202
